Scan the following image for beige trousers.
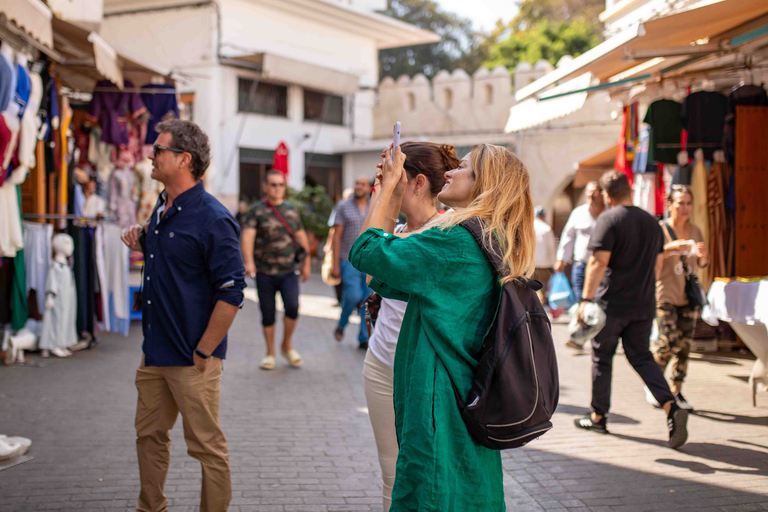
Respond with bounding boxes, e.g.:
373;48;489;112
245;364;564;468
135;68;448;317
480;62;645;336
362;350;398;512
134;357;231;512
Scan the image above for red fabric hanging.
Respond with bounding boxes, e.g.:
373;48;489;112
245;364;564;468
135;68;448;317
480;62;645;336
272;142;289;178
614;104;634;186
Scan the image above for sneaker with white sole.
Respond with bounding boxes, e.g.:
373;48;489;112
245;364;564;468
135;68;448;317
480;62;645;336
667;403;689;449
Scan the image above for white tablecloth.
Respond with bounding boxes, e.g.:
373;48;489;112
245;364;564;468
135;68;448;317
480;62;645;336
702;279;768;326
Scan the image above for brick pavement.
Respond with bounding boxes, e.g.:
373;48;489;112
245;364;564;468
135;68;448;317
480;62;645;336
1;275;767;511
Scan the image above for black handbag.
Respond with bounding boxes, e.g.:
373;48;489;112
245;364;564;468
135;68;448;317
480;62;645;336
662;222;708;308
265;201;307;265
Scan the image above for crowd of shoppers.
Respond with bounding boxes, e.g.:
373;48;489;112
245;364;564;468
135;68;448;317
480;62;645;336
120;117;702;512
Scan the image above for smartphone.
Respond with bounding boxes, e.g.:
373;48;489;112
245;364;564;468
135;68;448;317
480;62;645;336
392;122;401;158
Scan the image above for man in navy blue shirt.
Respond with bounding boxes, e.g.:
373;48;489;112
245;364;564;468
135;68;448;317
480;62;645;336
122;119;245;512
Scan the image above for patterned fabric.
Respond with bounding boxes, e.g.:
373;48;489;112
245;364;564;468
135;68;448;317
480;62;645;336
333;197;369;261
245;200;304;275
654;303;699;383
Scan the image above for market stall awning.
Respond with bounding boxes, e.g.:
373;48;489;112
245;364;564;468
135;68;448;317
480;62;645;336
52;17;171;91
221;52;360;96
505;73;592;132
516;0;768;101
0;0;53;49
573;144;617;188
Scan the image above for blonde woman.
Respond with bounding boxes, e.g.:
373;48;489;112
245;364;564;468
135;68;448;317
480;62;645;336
349;144;535;511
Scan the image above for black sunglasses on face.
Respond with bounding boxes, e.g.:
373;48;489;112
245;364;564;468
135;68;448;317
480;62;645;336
153;144;185;157
267;182;286;188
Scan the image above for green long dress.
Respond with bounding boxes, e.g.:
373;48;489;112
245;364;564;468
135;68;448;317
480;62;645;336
349;226;504;512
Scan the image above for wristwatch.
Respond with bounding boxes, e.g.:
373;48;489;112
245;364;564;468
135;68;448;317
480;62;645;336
194;348;211;359
580;298;594;303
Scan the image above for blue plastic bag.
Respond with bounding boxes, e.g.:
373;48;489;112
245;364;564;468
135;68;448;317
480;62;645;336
548;272;576;309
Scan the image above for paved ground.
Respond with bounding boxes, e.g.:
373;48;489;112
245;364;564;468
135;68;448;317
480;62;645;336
1;275;767;511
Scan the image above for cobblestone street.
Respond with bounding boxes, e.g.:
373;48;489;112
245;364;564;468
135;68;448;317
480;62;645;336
1;276;767;512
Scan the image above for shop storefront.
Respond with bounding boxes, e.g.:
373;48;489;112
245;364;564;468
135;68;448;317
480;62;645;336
1;2;178;362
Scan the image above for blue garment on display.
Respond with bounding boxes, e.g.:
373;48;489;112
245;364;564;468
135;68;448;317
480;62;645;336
15;64;30;117
141;83;179;144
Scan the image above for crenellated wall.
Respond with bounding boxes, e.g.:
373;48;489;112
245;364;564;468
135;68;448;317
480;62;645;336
373;62;555;139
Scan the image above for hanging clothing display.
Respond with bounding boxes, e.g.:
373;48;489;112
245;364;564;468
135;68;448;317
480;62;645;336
109;167;137;227
708;156;729;282
103;224;130;336
643;99;683;164
38;261;78;351
23;221;53;315
87;79;147;146
681;91;727;161
141;83;178;145
0;48;16;111
690;150;710;285
632;126;653;174
135;157;161;224
615;103;637;186
633;172;655;214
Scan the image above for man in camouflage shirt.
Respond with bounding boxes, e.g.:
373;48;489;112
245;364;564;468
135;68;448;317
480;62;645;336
241;171;311;370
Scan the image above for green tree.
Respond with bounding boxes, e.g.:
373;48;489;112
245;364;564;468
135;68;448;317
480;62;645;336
482;17;601;73
378;0;487;79
512;0;605;30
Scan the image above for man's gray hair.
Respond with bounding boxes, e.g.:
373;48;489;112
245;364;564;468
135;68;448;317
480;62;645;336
156;119;211;180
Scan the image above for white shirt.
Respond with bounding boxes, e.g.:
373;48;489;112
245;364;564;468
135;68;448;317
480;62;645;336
534;218;557;268
556;204;600;265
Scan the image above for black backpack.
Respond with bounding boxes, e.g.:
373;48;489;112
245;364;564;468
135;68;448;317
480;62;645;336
449;218;560;450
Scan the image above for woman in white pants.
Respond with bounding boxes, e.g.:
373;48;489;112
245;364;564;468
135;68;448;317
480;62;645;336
363;142;459;511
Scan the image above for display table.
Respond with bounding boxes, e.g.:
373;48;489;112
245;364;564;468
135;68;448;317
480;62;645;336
702;279;768;406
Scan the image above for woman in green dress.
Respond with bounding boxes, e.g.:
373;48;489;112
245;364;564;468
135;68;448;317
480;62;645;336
348;143;536;511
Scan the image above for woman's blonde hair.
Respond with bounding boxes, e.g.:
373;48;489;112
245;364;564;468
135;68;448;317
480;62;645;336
434;144;535;284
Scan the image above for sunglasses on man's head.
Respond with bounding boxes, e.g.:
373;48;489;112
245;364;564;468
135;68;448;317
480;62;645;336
153;144;185;157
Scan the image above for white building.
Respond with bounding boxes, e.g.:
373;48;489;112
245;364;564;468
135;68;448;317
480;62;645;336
98;0;437;209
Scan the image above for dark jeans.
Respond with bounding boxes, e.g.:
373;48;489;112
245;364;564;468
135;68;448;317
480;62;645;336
591;313;675;417
256;271;300;327
571;261;587;303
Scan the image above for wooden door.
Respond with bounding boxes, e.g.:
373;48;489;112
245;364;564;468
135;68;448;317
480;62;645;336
735;106;768;276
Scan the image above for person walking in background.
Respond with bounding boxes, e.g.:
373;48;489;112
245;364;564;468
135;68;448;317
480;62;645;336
363;142;457;511
325;187;354;306
555;181;605;349
653;185;709;410
574;171;689;449
533;206;556;308
121;120;245;512
349;143;535;511
331;176;373;348
241;170;311;370
554;181;605;302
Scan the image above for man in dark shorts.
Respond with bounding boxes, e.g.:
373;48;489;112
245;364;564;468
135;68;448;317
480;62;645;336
574;171;689;449
241;171;311;370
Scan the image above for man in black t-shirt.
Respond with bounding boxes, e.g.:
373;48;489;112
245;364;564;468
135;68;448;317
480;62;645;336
574;171;689;449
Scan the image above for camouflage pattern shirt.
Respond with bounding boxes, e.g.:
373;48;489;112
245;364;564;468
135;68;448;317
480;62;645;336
245;200;304;275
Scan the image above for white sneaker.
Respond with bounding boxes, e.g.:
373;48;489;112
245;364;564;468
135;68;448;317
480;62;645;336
645;386;661;408
0;435;30;456
0;438;24;461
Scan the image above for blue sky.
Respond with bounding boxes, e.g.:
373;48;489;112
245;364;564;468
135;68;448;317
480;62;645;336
436;0;520;32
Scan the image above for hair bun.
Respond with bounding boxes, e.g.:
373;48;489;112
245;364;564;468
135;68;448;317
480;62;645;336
439;144;459;169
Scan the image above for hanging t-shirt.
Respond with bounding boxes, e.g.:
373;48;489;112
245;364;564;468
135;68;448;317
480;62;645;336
643;99;683;164
0;52;16;112
681;91;727;161
141;83;179;144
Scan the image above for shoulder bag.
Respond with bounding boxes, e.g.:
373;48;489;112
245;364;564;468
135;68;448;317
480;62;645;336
662;222;708;308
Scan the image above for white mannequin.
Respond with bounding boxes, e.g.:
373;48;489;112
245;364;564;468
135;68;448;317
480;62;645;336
39;234;78;358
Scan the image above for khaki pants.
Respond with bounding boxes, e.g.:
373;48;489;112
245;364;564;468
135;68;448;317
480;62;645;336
363;350;398;512
135;357;231;512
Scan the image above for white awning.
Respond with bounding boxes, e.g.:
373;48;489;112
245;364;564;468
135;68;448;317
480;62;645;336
221;52;360;96
505;74;593;133
516;0;768;101
87;32;122;89
0;0;53;48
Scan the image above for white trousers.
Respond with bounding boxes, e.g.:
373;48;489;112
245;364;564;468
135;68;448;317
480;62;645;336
362;350;398;512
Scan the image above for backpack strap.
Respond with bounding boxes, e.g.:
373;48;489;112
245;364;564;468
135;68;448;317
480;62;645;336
459;218;542;291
